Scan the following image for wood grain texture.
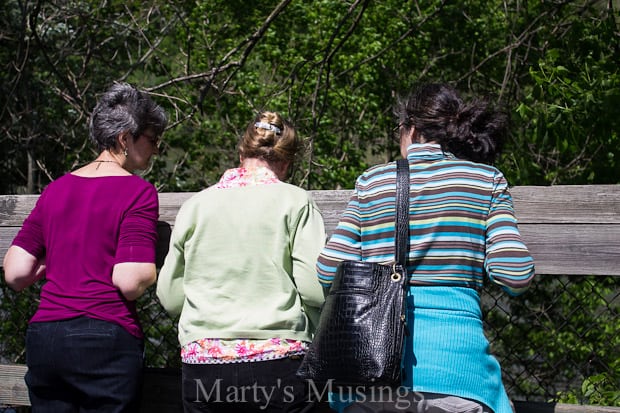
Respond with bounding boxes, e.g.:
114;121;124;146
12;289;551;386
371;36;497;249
2;185;620;226
2;185;619;275
0;363;29;407
512;401;620;413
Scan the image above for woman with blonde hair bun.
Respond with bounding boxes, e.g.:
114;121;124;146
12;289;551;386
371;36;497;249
157;111;326;413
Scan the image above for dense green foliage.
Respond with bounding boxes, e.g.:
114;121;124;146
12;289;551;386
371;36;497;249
1;1;618;193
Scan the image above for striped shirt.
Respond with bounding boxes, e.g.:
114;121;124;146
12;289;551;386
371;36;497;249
317;143;535;295
317;143;535;413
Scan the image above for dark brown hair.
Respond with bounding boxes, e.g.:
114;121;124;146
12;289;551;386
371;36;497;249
395;83;508;164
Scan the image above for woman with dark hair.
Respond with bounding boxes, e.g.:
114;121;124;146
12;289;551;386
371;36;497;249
3;82;167;412
157;111;326;413
317;83;535;413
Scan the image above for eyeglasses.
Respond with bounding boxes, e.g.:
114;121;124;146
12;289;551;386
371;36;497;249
392;123;404;142
140;133;160;148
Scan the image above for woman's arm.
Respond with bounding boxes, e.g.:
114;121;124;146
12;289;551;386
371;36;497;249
112;262;157;301
114;184;159;301
3;245;46;292
291;201;327;309
485;173;536;296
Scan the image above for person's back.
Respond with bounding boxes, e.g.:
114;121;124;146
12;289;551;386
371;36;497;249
317;83;535;413
350;148;531;292
24;174;157;337
3;82;167;412
157;111;326;413
163;181;324;344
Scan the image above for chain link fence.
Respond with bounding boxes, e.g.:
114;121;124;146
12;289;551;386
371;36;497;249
1;272;619;408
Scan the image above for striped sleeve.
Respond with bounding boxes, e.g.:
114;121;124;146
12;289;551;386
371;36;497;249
484;173;535;295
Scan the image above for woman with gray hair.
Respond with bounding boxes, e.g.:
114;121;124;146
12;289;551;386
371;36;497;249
3;82;167;412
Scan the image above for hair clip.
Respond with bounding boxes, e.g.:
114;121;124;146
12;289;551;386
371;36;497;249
255;122;282;135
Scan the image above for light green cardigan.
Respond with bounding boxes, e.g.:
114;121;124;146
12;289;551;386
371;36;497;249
156;182;326;347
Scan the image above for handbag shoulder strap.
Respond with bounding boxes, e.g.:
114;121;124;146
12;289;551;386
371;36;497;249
395;158;410;269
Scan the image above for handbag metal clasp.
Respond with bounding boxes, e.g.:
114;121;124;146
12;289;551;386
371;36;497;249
391;263;401;282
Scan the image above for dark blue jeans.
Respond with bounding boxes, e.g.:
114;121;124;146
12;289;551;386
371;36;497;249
182;357;320;413
25;317;144;413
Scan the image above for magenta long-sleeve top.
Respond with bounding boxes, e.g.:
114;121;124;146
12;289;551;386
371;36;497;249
11;173;159;338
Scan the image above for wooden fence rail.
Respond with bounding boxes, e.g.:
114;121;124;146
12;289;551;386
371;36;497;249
1;185;619;412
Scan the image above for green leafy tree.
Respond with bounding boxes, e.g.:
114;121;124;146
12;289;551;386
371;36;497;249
510;2;620;185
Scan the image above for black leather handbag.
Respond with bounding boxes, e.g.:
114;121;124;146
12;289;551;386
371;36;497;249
297;158;410;387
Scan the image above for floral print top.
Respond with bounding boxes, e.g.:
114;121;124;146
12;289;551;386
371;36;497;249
214;166;280;189
180;166;309;364
182;338;308;364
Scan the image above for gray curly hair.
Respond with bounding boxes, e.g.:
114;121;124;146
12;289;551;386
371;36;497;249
89;82;167;151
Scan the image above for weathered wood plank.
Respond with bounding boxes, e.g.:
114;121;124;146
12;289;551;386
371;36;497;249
3;186;620;275
3;185;620;226
510;185;620;224
0;363;29;407
157;192;194;224
156;185;620;226
513;401;620;413
8;220;617;276
518;224;620;275
0;195;38;226
0;228;19;265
